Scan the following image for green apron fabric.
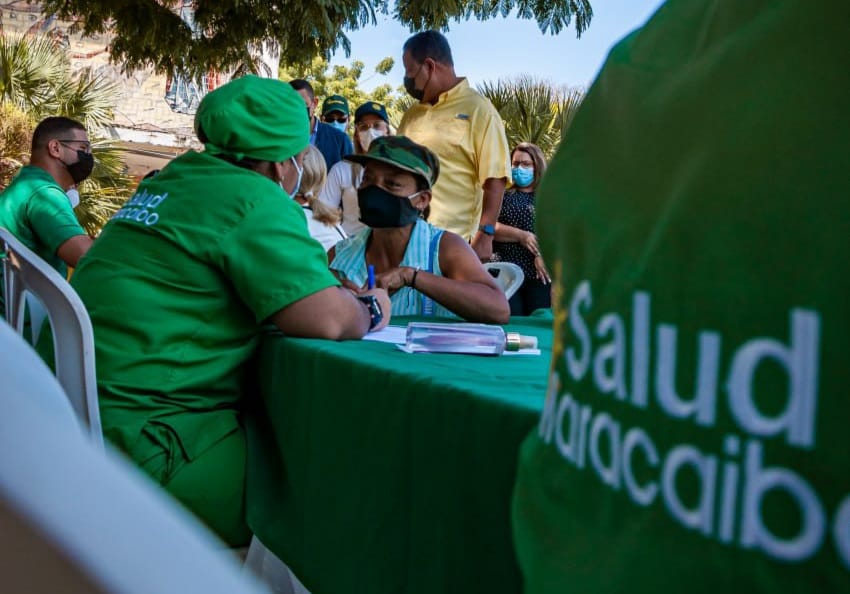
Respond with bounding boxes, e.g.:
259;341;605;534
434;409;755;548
139;424;251;545
512;0;850;591
70;150;338;545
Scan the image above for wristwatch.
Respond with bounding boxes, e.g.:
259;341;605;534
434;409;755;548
478;224;495;236
356;295;383;331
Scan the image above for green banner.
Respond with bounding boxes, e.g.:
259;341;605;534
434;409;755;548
512;0;850;591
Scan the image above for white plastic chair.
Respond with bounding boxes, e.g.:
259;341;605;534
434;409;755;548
244;537;310;594
1;227;102;445
0;320;271;594
485;261;525;300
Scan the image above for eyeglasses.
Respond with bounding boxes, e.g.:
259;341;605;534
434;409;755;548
355;121;388;133
58;139;92;152
324;115;348;123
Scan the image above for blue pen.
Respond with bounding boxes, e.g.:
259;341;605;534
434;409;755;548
367;264;375;290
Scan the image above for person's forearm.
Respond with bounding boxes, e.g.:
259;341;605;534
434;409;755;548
478;179;505;226
335;290;374;339
57;234;93;267
408;269;509;324
471;178;507;261
272;286;371;340
494;222;526;242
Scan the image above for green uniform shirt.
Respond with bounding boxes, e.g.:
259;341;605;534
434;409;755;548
71;150;339;466
0;165;84;278
512;0;849;592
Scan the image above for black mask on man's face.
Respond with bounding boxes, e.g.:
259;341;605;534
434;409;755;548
403;62;427;101
403;76;425;101
62;149;94;184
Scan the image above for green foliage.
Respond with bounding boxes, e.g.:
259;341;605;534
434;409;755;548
394;0;592;36
375;57;395;75
0;34;67;114
76;141;136;236
0;35;119;130
40;0;593;78
280;56;411;128
479;76;584;159
0;103;34;190
54;69;122;132
0;34;135;233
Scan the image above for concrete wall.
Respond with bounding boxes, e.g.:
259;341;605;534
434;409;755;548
0;2;211;143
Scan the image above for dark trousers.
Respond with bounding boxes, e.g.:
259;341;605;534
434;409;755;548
508;279;552;316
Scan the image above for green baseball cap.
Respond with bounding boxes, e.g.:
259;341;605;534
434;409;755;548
354;101;389;123
194;75;309;162
345;135;440;188
321;94;350;117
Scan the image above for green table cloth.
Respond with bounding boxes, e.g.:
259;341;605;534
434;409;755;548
246;315;552;594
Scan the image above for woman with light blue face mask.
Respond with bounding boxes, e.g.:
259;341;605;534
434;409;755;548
492;142;552;316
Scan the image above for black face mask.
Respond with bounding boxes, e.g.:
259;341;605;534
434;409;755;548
403;62;427;100
358;185;422;228
63;150;94;184
403;76;425;101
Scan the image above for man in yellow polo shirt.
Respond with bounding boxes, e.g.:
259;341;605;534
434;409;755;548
398;31;511;262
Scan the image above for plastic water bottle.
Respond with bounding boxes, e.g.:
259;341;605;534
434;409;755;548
405;322;537;355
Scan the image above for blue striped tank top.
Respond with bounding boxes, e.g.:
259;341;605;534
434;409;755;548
330;219;457;318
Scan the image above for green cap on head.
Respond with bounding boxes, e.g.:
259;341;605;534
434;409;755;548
345;135;440;188
321;94;350;117
194;75;309;162
354;101;389;123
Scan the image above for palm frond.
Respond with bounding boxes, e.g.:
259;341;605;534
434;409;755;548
0;35;67;116
0;103;35;190
55;68;121;131
478;76;585;158
1;34;134;233
76;140;134;235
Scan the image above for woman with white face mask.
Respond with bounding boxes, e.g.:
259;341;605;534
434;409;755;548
318;101;391;235
492;142;552;316
291;145;347;252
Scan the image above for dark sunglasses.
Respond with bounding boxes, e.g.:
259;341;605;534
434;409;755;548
324;115;348;123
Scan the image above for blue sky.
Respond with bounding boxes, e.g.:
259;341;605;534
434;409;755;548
330;0;666;92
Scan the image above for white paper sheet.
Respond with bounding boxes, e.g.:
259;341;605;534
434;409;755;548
361;325;407;345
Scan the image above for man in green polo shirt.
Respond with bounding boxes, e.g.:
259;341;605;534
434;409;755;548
70;75;391;546
512;0;849;591
0;116;93;281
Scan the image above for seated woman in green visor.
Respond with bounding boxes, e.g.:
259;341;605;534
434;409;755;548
328;135;509;324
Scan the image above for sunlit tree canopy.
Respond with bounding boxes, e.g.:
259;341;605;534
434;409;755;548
39;0;593;77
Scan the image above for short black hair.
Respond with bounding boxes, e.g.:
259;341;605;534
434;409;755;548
403;31;454;67
31;116;86;152
289;79;315;100
415;175;429;193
